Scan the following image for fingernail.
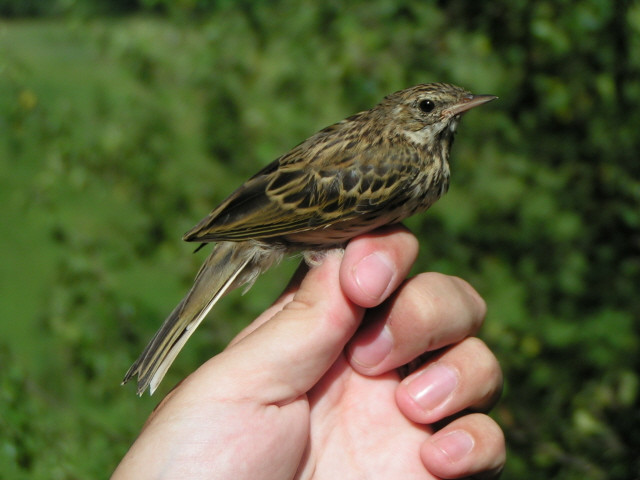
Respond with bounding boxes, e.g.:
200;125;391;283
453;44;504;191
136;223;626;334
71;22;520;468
350;325;393;368
407;364;459;412
432;430;474;463
353;252;394;301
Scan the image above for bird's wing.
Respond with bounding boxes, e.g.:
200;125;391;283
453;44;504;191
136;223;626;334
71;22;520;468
183;141;420;243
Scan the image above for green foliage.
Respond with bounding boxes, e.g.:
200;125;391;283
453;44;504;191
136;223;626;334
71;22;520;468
1;1;639;478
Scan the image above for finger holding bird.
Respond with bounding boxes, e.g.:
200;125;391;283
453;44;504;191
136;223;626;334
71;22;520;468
123;83;497;395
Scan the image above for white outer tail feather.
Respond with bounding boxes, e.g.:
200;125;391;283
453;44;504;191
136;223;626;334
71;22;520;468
147;256;252;395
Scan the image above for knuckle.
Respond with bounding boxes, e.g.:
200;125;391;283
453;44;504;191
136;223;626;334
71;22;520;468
412;272;451;314
450;276;487;323
468;338;501;380
411;272;487;327
467;413;506;461
459;338;503;407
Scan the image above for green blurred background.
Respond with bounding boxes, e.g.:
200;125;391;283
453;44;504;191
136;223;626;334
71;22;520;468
1;0;639;478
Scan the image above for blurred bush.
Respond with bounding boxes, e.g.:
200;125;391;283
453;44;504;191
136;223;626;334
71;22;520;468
1;1;638;478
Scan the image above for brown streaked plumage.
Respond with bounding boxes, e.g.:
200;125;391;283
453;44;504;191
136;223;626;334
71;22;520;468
123;83;496;395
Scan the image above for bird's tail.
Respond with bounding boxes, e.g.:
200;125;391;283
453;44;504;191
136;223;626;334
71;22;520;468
123;241;271;396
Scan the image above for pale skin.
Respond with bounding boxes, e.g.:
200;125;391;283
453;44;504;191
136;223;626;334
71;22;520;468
114;226;505;479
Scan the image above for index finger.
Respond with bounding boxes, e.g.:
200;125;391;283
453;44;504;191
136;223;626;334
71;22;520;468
346;273;487;376
230;224;419;346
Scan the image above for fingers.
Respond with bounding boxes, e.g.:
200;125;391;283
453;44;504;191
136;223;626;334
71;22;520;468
347;272;486;375
339;224;419;308
422;413;505;479
230;224;417;346
213;225;419;403
395;337;503;424
183;251;364;404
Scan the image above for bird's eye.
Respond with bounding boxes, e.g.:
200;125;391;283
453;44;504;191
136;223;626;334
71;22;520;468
418;99;435;113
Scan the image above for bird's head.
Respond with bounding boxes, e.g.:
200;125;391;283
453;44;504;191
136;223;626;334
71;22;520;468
378;83;496;147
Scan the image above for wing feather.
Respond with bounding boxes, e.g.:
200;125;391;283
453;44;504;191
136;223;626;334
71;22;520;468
183;136;421;243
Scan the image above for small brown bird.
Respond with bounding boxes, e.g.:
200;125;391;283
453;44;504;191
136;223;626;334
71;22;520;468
123;83;496;395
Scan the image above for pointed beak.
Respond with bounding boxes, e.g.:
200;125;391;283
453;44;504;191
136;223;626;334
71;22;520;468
447;94;497;116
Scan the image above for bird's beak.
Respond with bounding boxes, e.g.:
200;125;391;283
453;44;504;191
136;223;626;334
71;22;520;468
447;94;497;116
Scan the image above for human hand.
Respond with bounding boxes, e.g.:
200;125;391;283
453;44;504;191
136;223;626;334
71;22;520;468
113;226;504;479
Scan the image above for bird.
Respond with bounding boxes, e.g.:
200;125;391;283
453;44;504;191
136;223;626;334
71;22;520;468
122;82;496;395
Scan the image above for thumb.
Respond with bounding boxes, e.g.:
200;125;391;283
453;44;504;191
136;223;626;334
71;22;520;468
186;251;364;404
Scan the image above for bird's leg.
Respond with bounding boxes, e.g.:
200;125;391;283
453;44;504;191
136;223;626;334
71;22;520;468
302;248;345;267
